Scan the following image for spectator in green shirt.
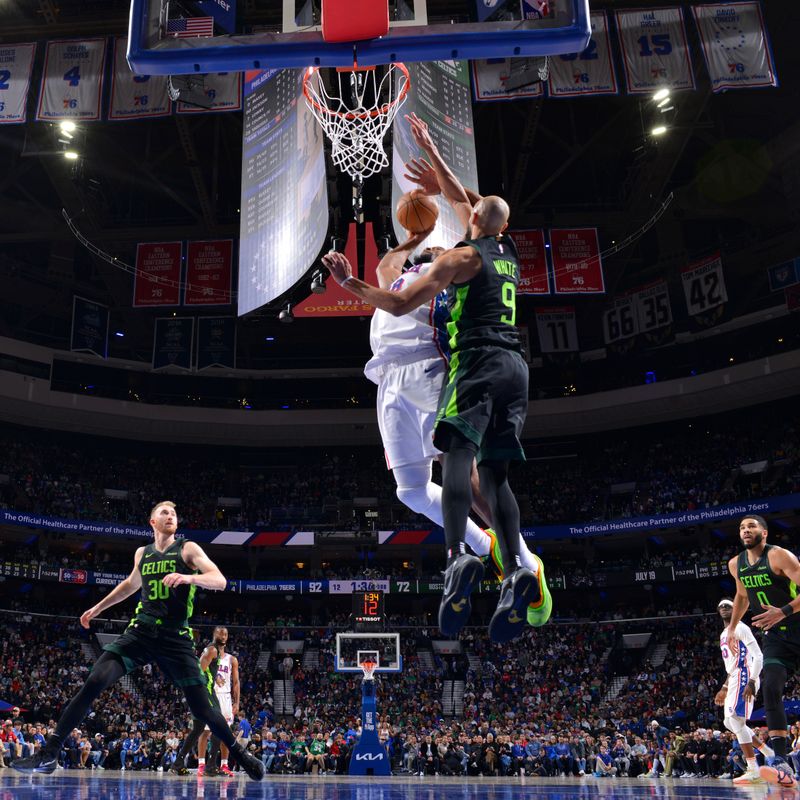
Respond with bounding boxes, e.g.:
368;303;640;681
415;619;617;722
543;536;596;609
307;733;327;774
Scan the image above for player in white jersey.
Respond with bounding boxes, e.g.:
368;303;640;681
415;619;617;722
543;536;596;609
715;598;774;784
361;158;551;627
198;627;240;777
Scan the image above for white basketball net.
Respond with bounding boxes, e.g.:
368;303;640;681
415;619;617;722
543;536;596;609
303;64;410;182
360;660;378;681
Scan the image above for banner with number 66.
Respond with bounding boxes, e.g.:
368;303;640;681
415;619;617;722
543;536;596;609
602;296;639;345
681;253;728;317
110;37;171;120
36;39;107;121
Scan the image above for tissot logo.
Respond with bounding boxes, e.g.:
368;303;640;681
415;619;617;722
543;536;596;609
354;753;384;761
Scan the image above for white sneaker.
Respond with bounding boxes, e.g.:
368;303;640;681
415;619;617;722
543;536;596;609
157;766;163;772
719;772;731;779
733;770;764;785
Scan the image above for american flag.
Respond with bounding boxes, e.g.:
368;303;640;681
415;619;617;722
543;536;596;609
166;17;215;38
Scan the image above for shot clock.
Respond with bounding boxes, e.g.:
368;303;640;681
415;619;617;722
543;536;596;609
352;590;385;630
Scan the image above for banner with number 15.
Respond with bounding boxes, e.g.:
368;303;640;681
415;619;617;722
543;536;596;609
36;39;106;122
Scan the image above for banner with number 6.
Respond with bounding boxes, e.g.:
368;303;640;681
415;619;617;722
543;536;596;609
547;10;618;97
36;39;107;121
109;37;171;120
691;2;778;93
615;7;695;94
535;307;579;353
0;43;36;124
681;253;728;316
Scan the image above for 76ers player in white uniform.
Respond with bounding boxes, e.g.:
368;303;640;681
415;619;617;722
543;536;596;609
715;598;773;784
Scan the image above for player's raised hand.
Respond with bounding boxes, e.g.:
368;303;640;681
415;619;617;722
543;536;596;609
404;113;435;151
404;158;440;196
322;251;353;286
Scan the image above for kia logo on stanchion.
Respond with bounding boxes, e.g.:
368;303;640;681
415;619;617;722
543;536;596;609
354;753;383;761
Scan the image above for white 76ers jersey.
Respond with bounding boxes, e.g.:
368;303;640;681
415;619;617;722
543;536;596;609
215;653;233;694
364;264;450;384
720;622;761;677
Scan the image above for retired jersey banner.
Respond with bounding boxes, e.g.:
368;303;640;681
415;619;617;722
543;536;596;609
550;228;605;294
535;307;579;353
153;317;194;370
547;11;618;97
177;72;242;113
184;240;234;306
472;59;544;102
109;37;171;120
691;3;778;93
133;242;182;307
513;230;549;295
36;39;107;121
632;280;673;332
602;296;639;344
197;316;236;370
615;7;695;94
0;44;36;124
681;253;728;316
70;296;109;358
767;259;799;292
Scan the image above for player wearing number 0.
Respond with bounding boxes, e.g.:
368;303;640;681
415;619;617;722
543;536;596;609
12;501;264;781
725;515;800;788
715;598;774;785
324;112;549;643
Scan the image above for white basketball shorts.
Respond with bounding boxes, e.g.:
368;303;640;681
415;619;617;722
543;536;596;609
377;357;446;470
205;691;234;731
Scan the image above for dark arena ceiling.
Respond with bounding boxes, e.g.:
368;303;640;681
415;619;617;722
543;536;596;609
0;0;798;376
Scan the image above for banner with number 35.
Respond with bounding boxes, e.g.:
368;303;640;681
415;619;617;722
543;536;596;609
36;39;106;121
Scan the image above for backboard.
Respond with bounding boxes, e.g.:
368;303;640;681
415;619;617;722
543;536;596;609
335;632;402;673
127;0;590;74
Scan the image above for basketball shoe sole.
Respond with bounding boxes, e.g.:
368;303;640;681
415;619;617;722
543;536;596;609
489;567;539;643
438;553;485;637
759;762;796;787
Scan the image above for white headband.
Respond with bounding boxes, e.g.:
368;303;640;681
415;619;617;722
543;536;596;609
717;600;734;608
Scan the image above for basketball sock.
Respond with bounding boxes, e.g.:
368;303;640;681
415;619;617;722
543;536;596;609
769;736;787;758
477;460;522;576
221;759;228;767
746;757;758;772
758;742;775;759
441;437;478;565
198;758;206;766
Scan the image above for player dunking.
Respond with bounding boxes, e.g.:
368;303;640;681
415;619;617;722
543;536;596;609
725;514;800;787
324;113;546;642
715;597;774;784
13;501;263;780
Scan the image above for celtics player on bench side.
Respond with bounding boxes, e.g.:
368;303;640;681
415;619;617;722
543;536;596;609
324;112;547;642
725;514;800;788
13;501;264;780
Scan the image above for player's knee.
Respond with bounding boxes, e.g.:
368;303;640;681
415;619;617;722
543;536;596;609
762;664;788;727
724;715;751;742
396;483;435;517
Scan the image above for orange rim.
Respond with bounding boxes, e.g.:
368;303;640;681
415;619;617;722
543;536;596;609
302;63;410;121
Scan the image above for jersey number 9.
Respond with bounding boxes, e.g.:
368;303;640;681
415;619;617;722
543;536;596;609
500;281;516;325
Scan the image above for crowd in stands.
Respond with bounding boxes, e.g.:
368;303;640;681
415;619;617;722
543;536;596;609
0;402;797;532
3;607;800;780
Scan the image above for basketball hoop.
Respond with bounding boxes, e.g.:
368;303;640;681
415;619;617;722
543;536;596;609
359;660;378;681
302;63;410;183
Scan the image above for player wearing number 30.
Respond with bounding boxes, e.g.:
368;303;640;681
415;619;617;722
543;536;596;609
12;501;264;781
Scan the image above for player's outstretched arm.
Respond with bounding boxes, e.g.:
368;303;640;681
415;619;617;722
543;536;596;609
80;546;145;628
324;247;477;316
405;113;472;231
752;547;800;630
376;229;435;289
163;540;227;591
725;555;750;654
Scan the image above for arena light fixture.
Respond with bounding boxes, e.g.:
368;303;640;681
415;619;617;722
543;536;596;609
656;97;672;108
652;88;670;102
64;151;79;160
651;126;668;137
59;120;77;132
278;303;294;323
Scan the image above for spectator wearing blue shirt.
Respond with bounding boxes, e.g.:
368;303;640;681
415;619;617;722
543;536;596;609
594;746;617;778
121;731;138;771
261;732;278;773
555;736;573;776
511;740;525;775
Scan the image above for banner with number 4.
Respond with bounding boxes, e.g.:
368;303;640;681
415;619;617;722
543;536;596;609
36;39;107;121
681;253;728;316
535;307;579;353
110;37;171;120
615;7;695;94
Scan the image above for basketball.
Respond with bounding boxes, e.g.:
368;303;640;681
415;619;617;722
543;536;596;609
396;190;439;233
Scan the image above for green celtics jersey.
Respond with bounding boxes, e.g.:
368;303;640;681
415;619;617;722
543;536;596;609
738;544;798;623
134;538;197;626
446;234;522;353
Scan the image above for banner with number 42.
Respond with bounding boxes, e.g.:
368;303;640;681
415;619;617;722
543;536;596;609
36;39;106;121
681;253;728;316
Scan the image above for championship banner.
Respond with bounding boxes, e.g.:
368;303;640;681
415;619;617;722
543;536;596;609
681;253;728;316
602;296;639;345
109;37;171;120
767;259;799;292
184;240;233;306
632;280;673;332
471;59;545;102
691;2;778;93
36;39;107;122
615;7;695;94
176;72;242;113
196;316;236;370
547;11;618;98
0;43;36;124
512;229;549;295
535;307;579;353
152;317;194;370
550;228;605;294
133;242;182;307
70;296;109;358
